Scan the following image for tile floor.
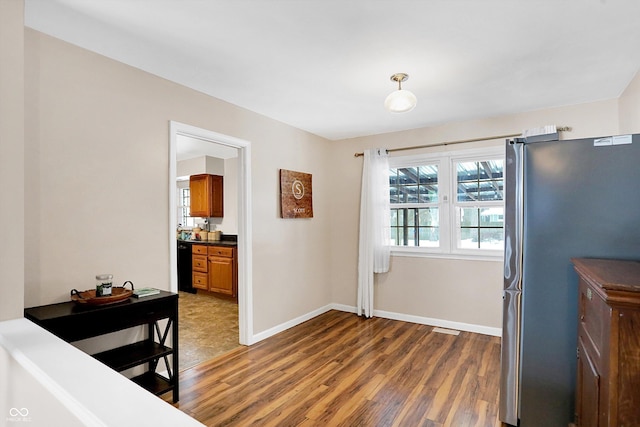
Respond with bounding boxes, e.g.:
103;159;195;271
178;291;240;371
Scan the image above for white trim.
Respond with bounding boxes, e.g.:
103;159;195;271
373;309;501;337
329;303;358;314
235;301;501;345
331;304;502;337
169;121;253;346
251;304;334;343
390;249;503;262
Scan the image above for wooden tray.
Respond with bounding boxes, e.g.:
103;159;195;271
70;287;133;305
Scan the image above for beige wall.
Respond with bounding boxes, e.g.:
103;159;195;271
619;70;640;133
0;0;25;321
16;23;636;336
23;29;332;334
221;157;238;234
329;99;620;330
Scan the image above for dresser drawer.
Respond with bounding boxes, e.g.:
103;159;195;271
578;277;607;360
192;245;208;255
192;254;208;272
208;246;234;257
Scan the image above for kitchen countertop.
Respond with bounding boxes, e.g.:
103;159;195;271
177;239;237;247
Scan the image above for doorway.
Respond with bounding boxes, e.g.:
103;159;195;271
168;121;253;359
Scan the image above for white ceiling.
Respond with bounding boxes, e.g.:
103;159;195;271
24;0;640;141
176;135;238;161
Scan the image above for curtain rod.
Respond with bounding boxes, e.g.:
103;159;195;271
353;126;572;157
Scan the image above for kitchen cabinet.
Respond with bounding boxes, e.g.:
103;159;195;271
192;244;208;291
189;174;223;218
192;244;237;298
208;246;237;297
24;291;179;403
572;258;640;427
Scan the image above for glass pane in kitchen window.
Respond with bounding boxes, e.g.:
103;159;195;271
178;187;196;228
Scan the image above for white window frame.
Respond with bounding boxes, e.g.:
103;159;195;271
176;180;196;229
389;146;504;261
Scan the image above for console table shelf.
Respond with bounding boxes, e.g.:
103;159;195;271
93;340;173;372
24;290;179;402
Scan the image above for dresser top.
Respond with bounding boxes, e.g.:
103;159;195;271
572;258;640;293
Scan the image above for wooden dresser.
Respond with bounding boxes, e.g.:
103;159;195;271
572;258;640;427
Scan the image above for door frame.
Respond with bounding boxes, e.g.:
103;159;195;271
169;120;253;345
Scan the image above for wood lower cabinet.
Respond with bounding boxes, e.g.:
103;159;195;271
208;246;237;297
572;258;640;427
189;174;223;218
192;244;237;298
192;244;208;290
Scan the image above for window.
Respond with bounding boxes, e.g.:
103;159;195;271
177;183;197;228
455;159;504;251
389;147;504;259
389;165;439;247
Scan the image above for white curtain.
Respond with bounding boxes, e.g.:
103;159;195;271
357;148;391;318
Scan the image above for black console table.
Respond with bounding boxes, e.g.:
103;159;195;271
24;290;179;402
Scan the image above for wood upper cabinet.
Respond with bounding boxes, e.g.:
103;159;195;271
189;174;223;218
572;258;640;427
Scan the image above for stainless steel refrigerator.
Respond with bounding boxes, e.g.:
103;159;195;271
500;133;640;426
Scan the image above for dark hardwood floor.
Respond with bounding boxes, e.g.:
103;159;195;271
167;310;504;426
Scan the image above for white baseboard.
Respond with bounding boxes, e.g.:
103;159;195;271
250;303;501;344
374;309;501;337
250;304;334;343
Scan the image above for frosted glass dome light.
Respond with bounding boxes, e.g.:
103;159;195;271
384;73;417;113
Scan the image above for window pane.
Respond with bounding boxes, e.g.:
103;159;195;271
390;227;398;246
390;164;438;204
389;168;399;185
458;206;504;250
418;208;438;227
397;168;418;203
407;208;416;226
418;227;439;247
480;228;504;250
390;207;439;248
406;227;416;247
419;183;438;203
459;227;479;249
457;159;504;202
479;207;504;227
460;208;478;227
398;167;418;185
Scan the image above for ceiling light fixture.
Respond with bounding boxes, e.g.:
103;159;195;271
384;73;417;113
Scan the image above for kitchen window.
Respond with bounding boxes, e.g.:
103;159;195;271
177;183;197;228
389;146;504;259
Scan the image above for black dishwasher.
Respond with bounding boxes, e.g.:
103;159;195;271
177;241;196;293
